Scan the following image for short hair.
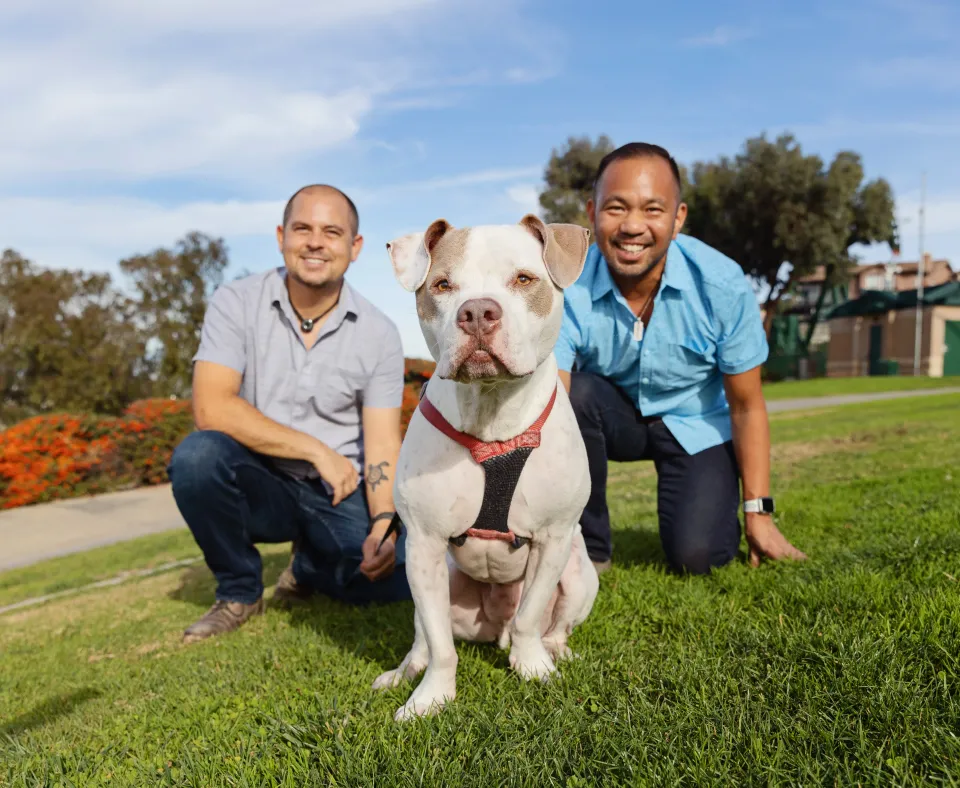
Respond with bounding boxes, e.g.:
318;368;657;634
281;184;359;235
593;142;683;199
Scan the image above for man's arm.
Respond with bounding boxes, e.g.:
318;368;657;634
354;321;407;582
357;405;403;581
192;360;358;505
724;366;806;566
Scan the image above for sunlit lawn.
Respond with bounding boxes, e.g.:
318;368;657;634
2;392;959;785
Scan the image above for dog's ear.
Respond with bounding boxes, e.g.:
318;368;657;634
518;214;589;289
386;219;452;292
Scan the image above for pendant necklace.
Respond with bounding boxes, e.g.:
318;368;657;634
632;280;661;342
288;284;341;333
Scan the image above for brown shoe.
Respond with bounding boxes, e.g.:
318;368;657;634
592;559;612;575
271;556;313;609
182;598;264;643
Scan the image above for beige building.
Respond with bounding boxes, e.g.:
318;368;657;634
825;282;960;377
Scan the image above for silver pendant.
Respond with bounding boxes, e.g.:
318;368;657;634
301;318;314;332
633;318;644;341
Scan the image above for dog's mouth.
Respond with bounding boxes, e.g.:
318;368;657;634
441;339;525;382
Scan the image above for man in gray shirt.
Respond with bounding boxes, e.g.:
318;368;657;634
168;184;410;643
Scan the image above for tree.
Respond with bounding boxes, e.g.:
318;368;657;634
538;134;616;229
0;250;149;424
683;133;898;345
119;231;229;399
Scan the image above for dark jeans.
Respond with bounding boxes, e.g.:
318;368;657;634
167;430;412;606
569;372;742;574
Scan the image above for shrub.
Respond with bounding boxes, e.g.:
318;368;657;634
0;399;193;510
0;358;436;509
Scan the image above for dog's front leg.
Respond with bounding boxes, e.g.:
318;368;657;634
509;525;575;681
394;531;457;721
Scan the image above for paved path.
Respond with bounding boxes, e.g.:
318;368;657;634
2;386;958;573
765;386;960;413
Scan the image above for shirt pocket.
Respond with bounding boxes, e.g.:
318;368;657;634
308;366;366;416
660;336;716;388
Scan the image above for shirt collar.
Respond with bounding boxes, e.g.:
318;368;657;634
589;239;691;302
269;267;359;329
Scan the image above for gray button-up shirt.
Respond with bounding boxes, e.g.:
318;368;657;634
193;267;405;480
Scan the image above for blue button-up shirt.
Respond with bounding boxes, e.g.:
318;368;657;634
555;234;768;455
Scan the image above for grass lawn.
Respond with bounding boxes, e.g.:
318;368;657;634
761;373;960;400
2;393;959;785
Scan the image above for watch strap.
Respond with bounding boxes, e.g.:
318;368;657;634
743;497;775;514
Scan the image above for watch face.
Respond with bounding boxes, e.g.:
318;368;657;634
761;498;775;513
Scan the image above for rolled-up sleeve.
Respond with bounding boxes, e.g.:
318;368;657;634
193;285;246;374
364;321;405;409
715;279;769;375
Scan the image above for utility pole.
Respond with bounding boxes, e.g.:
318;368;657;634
912;172;926;376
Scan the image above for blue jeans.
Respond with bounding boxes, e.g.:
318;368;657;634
167;430;411;606
569;372;742;574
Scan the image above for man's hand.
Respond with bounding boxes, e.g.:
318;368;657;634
359;520;398;581
745;513;807;567
311;446;359;505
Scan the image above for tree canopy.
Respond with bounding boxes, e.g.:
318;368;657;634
538;134;615;230
0;232;228;426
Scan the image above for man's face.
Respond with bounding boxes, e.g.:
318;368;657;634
275;189;363;289
587;156;687;281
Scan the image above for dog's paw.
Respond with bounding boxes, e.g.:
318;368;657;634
542;636;573;662
373;668;406;691
372;659;427;691
509;637;556;681
393;679;455;721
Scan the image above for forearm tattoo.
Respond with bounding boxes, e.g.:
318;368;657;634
367;461;390;491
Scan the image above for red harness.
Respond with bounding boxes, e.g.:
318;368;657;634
418;384;558;548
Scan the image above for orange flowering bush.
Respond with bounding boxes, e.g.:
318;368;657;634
0;398;194;510
0;358;436;510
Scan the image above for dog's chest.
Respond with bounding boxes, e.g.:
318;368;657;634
394;406;588;542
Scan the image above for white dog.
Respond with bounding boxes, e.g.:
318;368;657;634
373;214;599;720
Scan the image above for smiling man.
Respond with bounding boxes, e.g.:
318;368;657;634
556;143;806;575
167;184;411;643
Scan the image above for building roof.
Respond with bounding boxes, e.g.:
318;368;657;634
797;257;953;284
825;280;960;319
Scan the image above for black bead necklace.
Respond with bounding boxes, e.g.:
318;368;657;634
288;283;341;333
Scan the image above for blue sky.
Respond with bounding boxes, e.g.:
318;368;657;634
1;0;958;360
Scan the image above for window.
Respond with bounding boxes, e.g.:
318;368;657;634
863;273;886;291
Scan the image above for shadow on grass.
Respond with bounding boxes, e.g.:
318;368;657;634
167;549;292;608
609;523;666;570
0;688;101;738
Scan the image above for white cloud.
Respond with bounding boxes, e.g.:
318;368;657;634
505;185;542;216
0;0;441;33
0;67;376;182
0;0;552;188
897;193;960;237
859;56;960;92
0;166;548;262
681;25;755;48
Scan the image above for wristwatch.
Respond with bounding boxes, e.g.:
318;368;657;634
743;497;775;515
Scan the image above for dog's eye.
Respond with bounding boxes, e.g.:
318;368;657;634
515;273;535;286
433;278;451;292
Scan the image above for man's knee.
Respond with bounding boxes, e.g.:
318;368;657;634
168;430;244;494
568;372;613;423
664;538;736;576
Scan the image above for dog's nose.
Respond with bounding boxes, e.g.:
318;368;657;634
457;298;503;336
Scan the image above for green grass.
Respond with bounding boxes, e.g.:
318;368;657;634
1;393;959;785
761;373;960;400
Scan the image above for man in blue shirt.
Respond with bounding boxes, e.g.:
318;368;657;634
555;142;806;575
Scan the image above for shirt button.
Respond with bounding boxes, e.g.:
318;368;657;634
642;377;649;384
